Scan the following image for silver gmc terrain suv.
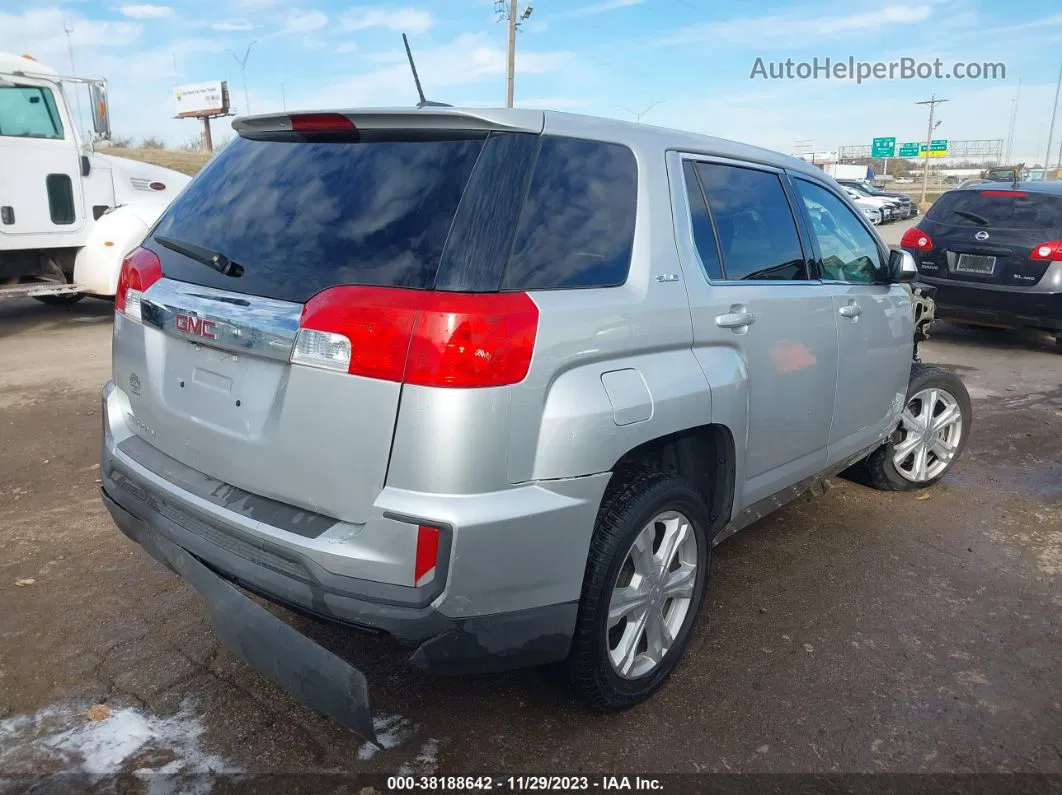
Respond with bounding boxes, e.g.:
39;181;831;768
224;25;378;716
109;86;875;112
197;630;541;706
100;108;971;743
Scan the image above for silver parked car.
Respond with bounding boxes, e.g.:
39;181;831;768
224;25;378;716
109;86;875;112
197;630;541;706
100;109;972;743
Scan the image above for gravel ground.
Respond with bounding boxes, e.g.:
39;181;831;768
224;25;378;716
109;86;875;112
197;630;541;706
0;292;1059;789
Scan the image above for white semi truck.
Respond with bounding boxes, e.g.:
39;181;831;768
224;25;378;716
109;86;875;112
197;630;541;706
0;52;191;304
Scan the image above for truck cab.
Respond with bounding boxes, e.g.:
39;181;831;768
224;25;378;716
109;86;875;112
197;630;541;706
0;52;190;302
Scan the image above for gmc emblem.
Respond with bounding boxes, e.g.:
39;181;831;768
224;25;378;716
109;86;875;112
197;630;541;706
175;313;217;340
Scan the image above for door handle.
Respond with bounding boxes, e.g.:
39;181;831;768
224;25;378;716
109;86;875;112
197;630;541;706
839;303;862;319
715;310;756;330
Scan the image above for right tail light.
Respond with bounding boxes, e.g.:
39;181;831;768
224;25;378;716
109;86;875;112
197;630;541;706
1029;241;1062;262
290;286;539;388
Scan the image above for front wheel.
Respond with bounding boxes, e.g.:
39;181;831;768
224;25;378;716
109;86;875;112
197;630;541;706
847;363;972;491
567;467;711;711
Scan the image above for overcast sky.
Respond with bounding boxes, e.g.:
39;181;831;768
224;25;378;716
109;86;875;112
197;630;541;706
3;0;1061;164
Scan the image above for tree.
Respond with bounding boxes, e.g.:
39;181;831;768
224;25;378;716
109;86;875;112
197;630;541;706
140;136;165;150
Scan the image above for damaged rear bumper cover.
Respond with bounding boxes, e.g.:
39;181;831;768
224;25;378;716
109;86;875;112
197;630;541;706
100;467;578;742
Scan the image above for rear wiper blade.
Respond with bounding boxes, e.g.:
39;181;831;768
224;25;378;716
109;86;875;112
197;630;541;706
953;210;989;226
154;235;244;277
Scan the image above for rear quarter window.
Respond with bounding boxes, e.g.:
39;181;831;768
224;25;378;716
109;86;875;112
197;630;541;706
501;137;637;290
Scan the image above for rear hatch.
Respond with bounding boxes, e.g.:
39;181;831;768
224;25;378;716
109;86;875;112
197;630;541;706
111;112;537;524
909;187;1062;287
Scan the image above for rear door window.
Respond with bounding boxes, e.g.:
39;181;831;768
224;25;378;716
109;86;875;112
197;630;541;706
928;190;1062;231
501;136;637;290
695;162;808;281
151;134;485;303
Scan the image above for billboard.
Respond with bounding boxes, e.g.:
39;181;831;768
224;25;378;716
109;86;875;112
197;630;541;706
174;81;229;118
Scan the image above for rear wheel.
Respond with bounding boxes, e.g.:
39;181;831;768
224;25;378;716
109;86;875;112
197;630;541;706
567;467;710;711
847;363;971;491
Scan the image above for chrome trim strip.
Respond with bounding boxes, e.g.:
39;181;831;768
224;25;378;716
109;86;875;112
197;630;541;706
140;278;302;361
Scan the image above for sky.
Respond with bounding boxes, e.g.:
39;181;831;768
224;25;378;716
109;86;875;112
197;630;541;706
2;0;1062;164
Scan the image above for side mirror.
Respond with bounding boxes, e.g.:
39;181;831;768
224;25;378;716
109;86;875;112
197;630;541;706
887;248;918;283
89;81;111;141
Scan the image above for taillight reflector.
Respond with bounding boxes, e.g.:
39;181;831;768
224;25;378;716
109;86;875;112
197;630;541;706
414;525;440;586
292;287;539;388
1029;240;1062;262
900;226;934;251
115;247;162;319
148;181;166;191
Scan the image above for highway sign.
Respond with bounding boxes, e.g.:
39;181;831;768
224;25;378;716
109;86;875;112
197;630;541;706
871;137;896;158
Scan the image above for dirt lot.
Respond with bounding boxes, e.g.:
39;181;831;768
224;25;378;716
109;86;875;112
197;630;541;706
1;294;1060;788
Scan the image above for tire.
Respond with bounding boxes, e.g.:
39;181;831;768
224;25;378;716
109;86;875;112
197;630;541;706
33;292;85;307
846;363;972;491
567;466;711;712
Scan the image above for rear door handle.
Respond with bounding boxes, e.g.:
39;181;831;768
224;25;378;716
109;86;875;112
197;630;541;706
715;311;756;330
839;303;862;319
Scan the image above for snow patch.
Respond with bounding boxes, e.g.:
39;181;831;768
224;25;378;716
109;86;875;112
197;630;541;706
0;699;237;791
357;713;415;760
396;737;440;776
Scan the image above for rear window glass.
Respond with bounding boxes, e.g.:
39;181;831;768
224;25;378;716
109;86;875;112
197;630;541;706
152;134;484;302
502;137;637;290
928;190;1062;231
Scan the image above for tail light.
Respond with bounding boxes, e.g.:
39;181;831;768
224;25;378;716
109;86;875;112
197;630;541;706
901;227;933;252
115;247;162;320
981;190;1027;197
1029;240;1062;262
291;286;539;388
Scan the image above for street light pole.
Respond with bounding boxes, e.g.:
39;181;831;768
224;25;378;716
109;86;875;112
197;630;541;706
227;41;258;115
916;95;948;204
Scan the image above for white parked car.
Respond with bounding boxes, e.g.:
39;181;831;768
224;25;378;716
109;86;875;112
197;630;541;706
843;186;897;223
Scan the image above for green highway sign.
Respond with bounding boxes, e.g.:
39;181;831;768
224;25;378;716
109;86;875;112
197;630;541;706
898;142;920;157
871;136;896;158
930;138;948;152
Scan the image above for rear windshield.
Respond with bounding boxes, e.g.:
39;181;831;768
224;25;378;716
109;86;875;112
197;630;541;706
927;189;1062;231
152;134;485;302
151;131;638;302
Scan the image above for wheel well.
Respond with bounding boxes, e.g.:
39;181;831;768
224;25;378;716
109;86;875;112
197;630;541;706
612;425;735;536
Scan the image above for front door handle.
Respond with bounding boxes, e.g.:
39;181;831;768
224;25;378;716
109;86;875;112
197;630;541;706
839;303;862;319
715;310;756;330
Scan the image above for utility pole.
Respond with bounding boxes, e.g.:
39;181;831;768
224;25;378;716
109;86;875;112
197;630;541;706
227;41;258;115
1005;79;1021;164
1043;61;1062;181
506;0;517;108
916;95;947;204
496;1;532;108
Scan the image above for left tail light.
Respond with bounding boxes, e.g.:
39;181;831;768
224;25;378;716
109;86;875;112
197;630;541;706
115;247;162;320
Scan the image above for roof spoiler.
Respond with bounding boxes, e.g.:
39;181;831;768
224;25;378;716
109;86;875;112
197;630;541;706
233;108;545;137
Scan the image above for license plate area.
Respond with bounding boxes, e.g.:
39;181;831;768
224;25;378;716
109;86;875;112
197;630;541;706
955;253;996;275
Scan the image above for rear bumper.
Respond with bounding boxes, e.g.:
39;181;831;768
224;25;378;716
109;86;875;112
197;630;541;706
100;380;607;730
918;275;1062;331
